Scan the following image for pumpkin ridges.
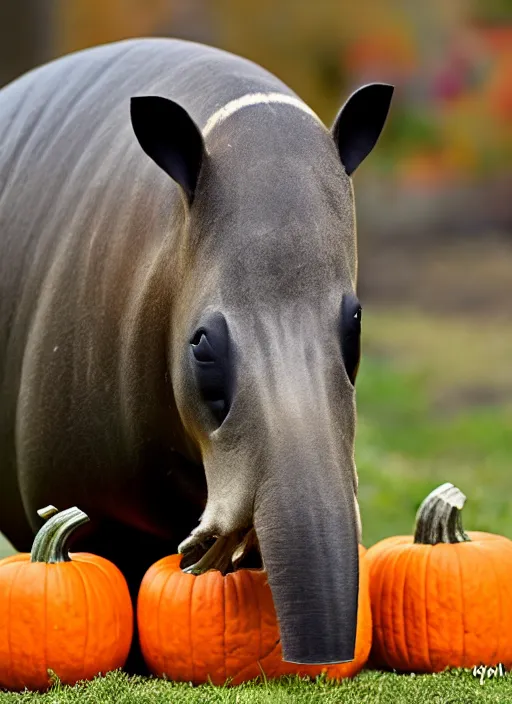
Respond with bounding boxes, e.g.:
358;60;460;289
455;545;468;668
424;544;458;671
457;543;479;668
2;562;24;689
176;566;198;680
395;543;416;672
245;570;275;675
75;563;90;677
257;570;280;663
143;558;175;677
72;562;105;676
218;569;229;684
422;544;435;673
224;571;236;684
482;541;512;665
191;567;224;684
47;559;131;682
91;559;126;672
211;569;226;684
76;553;129;651
458;540;505;668
476;540;512;665
220;571;229;683
368;540;403;667
189;565;197;684
224;567;254;682
228;569;283;683
384;542;406;668
229;570;279;684
387;542;404;668
48;565;76;682
2;561;23;689
251;569;275;670
7;561;49;690
154;560;174;678
45;564;85;684
253;572;262;670
403;547;423;671
76;554;134;664
43;562;49;684
371;543;390;667
472;543;498;665
163;569;183;679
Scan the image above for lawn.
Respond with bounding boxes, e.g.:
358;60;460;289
1;305;511;701
0;668;511;703
357;307;512;546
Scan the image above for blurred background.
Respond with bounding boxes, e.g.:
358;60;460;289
1;0;511;554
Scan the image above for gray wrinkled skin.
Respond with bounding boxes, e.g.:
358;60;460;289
0;38;364;665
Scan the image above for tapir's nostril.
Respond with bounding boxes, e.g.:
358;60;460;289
190;329;204;346
191;333;215;362
189;312;232;426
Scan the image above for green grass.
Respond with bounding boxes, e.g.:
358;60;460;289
1;306;512;701
356;308;512;547
1;668;511;703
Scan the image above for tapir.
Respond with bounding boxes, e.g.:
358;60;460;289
0;38;393;666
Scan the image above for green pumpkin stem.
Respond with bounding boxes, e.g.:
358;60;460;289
31;507;90;563
413;482;471;545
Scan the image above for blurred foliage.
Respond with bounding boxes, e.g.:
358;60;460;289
213;0;512;182
371;108;443;174
55;0;172;56
471;0;512;22
1;0;507;183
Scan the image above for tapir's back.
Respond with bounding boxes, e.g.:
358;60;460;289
0;38;293;345
0;38;295;549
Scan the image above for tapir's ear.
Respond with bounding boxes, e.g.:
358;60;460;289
331;83;394;176
130;96;205;203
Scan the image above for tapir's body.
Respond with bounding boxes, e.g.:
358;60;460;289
0;38;392;666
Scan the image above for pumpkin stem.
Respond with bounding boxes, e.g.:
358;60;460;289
31;506;90;563
413;482;471;545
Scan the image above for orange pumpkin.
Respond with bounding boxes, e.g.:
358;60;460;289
366;483;512;673
137;543;371;685
0;506;133;691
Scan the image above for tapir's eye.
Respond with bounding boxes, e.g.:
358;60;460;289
190;314;232;425
340;294;362;386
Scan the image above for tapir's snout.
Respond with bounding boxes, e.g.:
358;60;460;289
253;438;360;664
177;301;362;664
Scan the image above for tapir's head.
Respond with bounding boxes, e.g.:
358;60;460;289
130;80;393;665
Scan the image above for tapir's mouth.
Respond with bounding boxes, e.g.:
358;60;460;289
178;526;263;575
